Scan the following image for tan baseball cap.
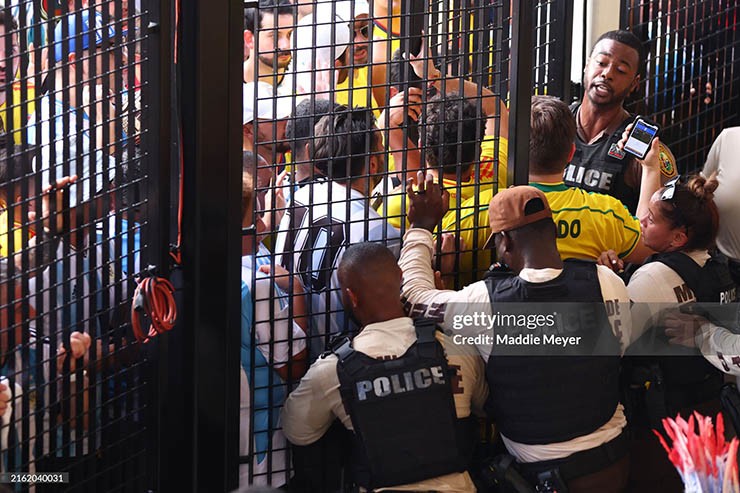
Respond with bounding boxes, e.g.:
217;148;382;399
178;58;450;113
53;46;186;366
483;186;553;248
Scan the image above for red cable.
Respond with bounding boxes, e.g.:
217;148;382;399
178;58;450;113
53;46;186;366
169;127;185;265
131;276;177;343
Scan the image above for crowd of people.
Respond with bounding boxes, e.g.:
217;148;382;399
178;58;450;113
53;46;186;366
237;1;740;491
0;0;143;484
0;0;738;491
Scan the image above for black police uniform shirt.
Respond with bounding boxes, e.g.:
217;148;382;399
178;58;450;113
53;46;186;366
565;103;677;214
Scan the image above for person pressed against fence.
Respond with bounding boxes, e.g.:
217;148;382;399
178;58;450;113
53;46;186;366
398;177;634;492
274;105;400;359
284;98;340;187
238;163;308;487
282;241;487;492
243;0;295;90
567;30;677;213
446;95;660;284
377;46;509;179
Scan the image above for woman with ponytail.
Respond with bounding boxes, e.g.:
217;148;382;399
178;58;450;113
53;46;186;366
618;174;738;492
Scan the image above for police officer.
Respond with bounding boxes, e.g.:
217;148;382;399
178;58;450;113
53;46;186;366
566;30;677;213
615;174;738;492
399;178;633;492
282;242;488;492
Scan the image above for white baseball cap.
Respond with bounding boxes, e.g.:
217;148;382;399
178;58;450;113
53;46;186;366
242;82;293;124
293;13;351;71
322;1;370;21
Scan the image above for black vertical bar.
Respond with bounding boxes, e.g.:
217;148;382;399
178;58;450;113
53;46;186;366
554;0;573;101
144;0;172;489
508;0;533;185
178;0;242;491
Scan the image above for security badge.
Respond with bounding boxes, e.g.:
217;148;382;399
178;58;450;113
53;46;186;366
608;143;626;160
659;144;678;178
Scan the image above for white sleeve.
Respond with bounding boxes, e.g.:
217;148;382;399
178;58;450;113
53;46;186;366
595;265;632;352
702;129;724;178
696;322;740;375
253;276;306;368
399;228;492;335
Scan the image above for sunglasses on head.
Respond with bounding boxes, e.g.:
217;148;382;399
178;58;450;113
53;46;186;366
660;175;682;202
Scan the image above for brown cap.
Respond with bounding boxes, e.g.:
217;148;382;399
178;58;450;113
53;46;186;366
483;186;553;248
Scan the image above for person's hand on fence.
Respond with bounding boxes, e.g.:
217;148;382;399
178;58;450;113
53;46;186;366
406;171;449;232
0;380;11;418
56;331;92;376
386;87;424;127
262;170;288;232
405;32;441;81
39;175;78;235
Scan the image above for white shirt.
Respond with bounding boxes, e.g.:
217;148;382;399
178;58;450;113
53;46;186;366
703;128;740;259
282;316;488;491
398;228;631;462
274;180;400;357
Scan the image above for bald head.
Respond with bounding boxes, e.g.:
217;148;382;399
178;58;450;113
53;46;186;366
338;242;403;326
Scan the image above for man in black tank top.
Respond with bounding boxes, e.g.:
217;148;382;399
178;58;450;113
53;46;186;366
565;30;677;214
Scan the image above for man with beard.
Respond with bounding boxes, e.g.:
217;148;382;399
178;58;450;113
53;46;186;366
566;30;677;214
243;0;295;91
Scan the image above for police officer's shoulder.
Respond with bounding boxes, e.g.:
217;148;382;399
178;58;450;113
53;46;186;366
482;262;513;281
657;141;678;179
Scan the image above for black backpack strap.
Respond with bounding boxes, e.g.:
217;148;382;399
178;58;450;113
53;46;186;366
653;252;712;301
413;317;439;359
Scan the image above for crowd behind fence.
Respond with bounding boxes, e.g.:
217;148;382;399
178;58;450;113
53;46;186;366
0;0;737;490
238;0;740;488
0;0;153;491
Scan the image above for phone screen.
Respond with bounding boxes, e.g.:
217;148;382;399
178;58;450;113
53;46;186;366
625;120;658;158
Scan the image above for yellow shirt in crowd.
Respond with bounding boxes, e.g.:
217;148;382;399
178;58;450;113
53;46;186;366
442;181;642;282
335;66;380;116
0;76;36;145
377;136;508;230
0;199;34;259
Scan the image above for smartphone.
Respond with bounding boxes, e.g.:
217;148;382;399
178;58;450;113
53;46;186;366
624;117;660;159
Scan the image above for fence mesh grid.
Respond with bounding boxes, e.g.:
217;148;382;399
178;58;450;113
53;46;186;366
0;0;738;490
0;0;152;491
622;0;739;174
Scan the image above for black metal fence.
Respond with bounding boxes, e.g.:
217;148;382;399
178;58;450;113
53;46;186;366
621;0;740;174
2;0;738;490
0;0;172;491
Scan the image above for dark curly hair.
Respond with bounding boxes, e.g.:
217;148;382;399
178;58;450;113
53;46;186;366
420;93;484;176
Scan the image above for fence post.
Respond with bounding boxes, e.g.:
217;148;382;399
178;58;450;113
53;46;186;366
508;0;534;185
176;0;243;490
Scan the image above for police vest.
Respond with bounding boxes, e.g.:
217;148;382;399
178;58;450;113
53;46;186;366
333;319;473;490
626;251;737;387
565;103;638;213
484;259;621;444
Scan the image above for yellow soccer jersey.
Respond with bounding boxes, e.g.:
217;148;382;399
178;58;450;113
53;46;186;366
443;181;642;282
335;67;380;117
378;136;508;229
0;77;36;145
372;20;401;55
0;205;33;259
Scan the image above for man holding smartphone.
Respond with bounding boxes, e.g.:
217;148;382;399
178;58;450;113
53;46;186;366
566;30;677;214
